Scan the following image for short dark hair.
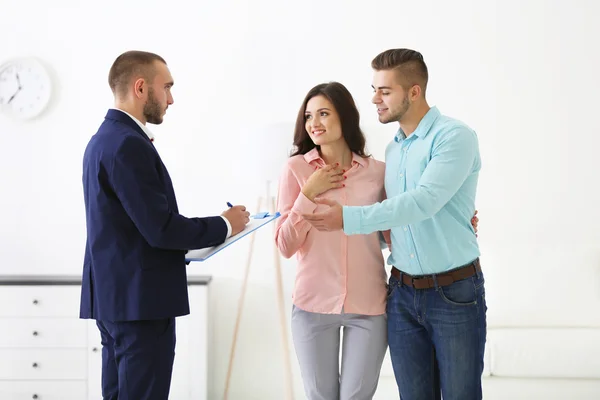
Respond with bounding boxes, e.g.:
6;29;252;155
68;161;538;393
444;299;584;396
371;48;428;93
108;50;166;98
291;82;369;158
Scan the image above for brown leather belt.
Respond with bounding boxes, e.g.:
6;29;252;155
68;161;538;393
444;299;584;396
391;258;481;290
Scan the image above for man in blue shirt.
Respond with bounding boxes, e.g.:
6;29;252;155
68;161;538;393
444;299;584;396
303;48;486;400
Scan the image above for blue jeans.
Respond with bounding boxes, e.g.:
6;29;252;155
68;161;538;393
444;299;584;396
386;270;487;400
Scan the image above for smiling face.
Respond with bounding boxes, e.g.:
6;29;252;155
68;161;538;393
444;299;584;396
371;69;411;124
291;81;368;158
304;95;344;146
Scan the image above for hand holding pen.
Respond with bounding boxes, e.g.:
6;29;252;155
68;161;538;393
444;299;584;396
222;201;250;236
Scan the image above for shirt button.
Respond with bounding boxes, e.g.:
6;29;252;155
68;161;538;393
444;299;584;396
404;227;408;231
410;253;415;258
399;173;404;178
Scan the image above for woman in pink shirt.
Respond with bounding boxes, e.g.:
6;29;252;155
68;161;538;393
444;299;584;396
275;81;390;399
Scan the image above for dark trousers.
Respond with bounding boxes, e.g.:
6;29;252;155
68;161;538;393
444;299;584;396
96;318;176;400
387;272;487;400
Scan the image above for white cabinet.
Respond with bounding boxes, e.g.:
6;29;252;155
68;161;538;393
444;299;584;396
0;275;212;400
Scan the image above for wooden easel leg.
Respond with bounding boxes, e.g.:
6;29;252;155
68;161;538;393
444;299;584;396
223;197;262;400
271;195;294;400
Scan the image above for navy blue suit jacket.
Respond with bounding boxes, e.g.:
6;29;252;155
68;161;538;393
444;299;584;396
80;109;227;321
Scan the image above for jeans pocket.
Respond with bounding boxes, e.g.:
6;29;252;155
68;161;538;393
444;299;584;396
438;277;478;306
387;276;398;299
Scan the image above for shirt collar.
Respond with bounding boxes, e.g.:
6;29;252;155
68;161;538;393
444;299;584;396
113;108;155;142
303;147;368;167
395;106;441;142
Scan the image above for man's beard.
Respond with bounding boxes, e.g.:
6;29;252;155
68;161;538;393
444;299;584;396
380;95;410;124
143;87;163;125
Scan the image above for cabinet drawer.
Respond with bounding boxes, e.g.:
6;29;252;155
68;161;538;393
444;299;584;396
0;349;86;380
0;318;87;347
0;286;81;317
0;380;86;400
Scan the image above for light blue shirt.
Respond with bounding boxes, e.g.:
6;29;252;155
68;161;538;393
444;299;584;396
343;106;481;275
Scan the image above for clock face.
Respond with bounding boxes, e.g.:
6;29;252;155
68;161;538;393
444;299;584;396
0;58;52;120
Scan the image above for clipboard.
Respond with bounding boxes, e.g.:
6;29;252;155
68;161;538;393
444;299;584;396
185;212;281;262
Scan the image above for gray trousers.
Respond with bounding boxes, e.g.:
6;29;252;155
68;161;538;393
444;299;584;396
291;305;388;400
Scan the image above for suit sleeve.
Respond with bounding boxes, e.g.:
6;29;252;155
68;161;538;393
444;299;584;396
110;136;227;250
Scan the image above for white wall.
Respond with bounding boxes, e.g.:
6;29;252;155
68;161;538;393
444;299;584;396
1;0;600;399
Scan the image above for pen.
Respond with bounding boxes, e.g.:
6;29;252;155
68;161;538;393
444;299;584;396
227;202;233;208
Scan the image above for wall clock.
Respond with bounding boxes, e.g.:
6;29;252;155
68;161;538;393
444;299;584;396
0;57;52;120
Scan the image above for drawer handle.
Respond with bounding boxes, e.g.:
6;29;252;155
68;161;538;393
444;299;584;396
32;331;39;337
32;362;39;368
92;347;98;352
32;395;38;399
32;299;39;305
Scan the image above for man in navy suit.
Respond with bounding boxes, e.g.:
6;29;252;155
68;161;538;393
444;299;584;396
80;50;250;400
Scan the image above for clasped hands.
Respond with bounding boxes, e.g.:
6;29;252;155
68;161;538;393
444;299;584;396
300;163;346;231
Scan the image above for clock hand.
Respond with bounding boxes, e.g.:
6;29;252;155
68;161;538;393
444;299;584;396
7;89;20;104
6;72;23;105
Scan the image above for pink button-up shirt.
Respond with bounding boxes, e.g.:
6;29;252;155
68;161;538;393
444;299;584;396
275;148;388;315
